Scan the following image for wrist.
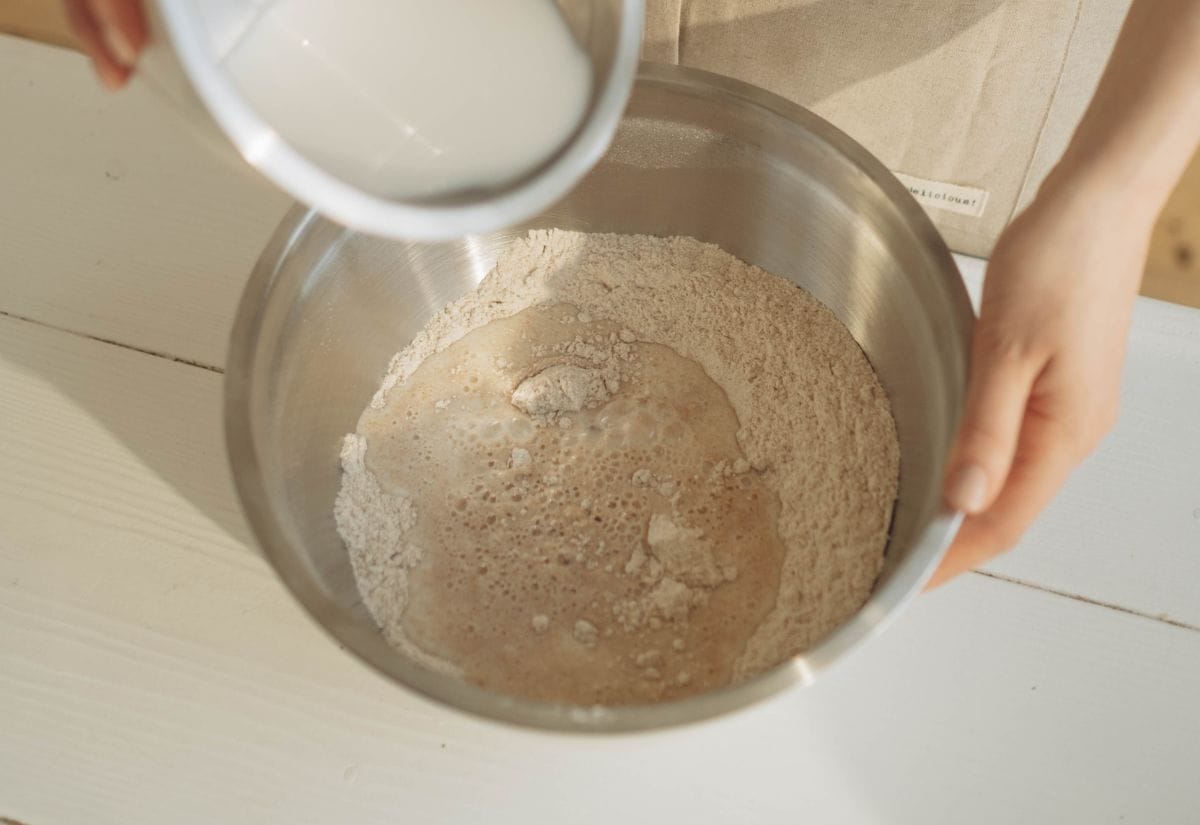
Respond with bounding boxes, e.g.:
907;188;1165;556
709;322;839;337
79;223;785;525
1035;154;1165;238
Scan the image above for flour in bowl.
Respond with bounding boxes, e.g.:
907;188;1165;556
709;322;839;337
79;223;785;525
335;230;899;704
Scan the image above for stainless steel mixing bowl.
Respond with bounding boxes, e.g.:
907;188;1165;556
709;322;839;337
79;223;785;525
226;64;974;732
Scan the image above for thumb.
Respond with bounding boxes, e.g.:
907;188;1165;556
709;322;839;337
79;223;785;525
944;329;1043;514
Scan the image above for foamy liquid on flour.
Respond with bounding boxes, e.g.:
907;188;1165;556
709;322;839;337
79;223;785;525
223;0;592;199
358;304;789;706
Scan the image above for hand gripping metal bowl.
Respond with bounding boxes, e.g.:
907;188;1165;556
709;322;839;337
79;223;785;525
226;64;974;732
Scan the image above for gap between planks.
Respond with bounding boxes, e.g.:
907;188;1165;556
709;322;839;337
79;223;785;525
974;570;1200;634
0;308;223;374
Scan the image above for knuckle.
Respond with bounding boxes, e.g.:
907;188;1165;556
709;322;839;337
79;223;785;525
972;323;1028;363
961;419;1009;454
971;312;1051;368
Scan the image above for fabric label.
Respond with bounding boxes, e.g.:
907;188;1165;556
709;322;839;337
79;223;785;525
892;172;990;218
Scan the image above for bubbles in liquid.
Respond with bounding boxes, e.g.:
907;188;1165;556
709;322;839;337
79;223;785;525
359;303;788;705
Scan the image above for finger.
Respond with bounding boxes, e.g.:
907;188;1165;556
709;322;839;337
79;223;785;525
89;0;148;66
943;327;1043;515
63;0;131;89
928;409;1078;588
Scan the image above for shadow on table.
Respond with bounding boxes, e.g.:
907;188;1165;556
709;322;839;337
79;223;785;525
3;319;259;556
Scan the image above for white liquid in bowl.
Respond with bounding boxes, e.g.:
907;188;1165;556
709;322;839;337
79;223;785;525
222;0;593;199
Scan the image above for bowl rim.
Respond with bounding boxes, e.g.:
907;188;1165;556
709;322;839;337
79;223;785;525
224;62;972;733
155;0;645;241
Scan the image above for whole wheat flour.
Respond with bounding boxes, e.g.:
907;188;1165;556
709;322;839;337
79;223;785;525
335;230;899;705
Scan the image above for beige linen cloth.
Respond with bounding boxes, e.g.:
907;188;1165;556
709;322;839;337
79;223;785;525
644;1;1131;256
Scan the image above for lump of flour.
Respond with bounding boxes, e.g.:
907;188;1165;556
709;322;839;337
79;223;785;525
335;230;899;705
645;514;731;588
511;364;611;419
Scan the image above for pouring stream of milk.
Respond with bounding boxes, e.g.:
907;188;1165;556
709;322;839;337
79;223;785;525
223;0;593;199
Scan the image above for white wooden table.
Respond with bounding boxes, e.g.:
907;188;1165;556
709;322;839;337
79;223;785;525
2;35;1199;825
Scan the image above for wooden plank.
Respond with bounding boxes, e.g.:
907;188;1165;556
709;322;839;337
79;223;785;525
0;309;366;669
0;312;252;556
990;294;1200;627
955;256;1200;629
2;311;1199;824
0;34;290;370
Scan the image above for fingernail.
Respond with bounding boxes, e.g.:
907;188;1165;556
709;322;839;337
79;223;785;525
100;23;138;68
946;464;988;513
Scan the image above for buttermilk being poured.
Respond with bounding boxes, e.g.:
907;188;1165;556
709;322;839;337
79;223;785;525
223;0;593;199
